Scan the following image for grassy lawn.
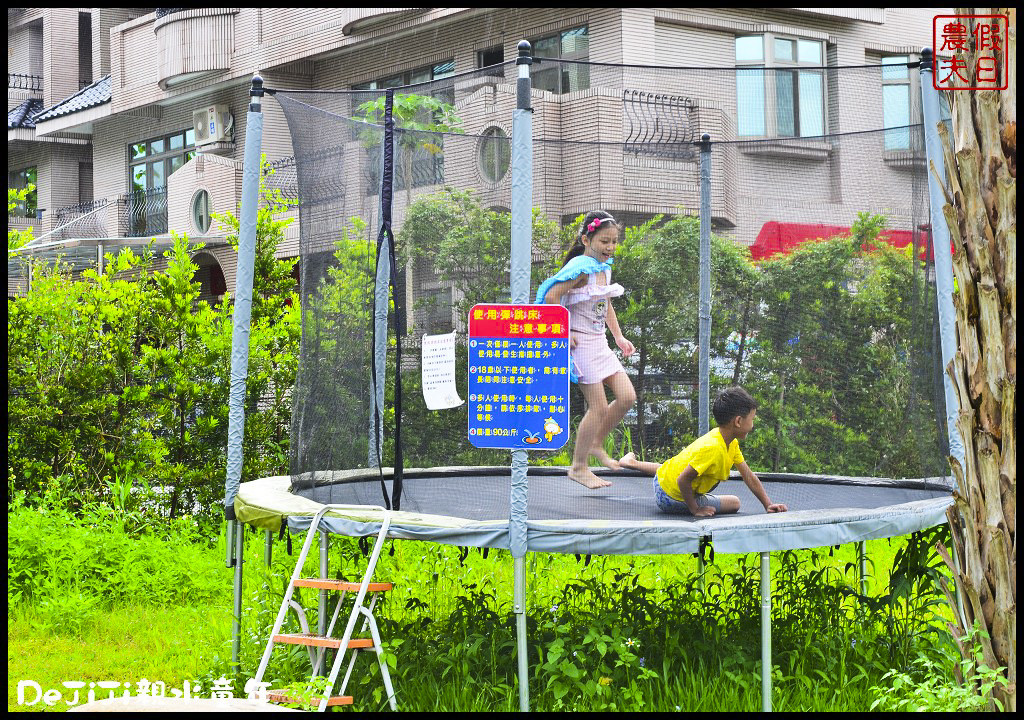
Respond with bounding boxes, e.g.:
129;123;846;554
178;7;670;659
8;605;233;712
9;516;957;712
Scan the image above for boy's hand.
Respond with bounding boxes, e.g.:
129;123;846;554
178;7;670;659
693;506;716;517
765;503;788;513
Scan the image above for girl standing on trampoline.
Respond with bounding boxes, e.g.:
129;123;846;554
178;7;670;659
536;211;636;489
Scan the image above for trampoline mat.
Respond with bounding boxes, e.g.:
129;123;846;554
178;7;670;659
294;468;950;523
230;467;954;555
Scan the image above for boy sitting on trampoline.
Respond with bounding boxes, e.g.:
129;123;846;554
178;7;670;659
620;386;788;517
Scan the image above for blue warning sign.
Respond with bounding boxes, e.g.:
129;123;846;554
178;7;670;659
467;304;571;450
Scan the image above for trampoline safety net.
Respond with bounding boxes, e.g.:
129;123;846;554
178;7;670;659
272;59;952;525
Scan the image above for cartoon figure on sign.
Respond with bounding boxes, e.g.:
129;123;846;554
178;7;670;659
544;418;564;442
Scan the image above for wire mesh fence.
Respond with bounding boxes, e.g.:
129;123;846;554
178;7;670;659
273;58;951;520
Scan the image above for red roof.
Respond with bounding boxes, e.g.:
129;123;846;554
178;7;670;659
750;221;943;262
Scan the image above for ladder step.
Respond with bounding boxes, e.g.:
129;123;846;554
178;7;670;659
267;690;353;707
294;578;394;593
274;633;374;649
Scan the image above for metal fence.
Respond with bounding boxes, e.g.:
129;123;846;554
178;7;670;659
8;73;43;91
120;187;168;238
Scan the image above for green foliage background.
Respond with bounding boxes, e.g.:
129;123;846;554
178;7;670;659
7;186;944;517
7;163;299;516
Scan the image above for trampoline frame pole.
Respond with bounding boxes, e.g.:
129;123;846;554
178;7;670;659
233;521;245;666
509;40;534;713
919;48;969;633
858;540;868;596
918;47;966;472
228;72;265;669
698;134;712;435
761;551;772;712
319;530;329;641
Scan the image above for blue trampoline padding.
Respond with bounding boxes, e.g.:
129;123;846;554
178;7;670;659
235;467;954;556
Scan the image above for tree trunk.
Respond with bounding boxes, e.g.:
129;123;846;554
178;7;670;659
935;8;1015;712
732;293;752;386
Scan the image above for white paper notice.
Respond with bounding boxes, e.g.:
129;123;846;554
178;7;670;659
421;332;464;410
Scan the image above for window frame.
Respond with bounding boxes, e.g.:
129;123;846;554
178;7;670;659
127;129;196;193
735;33;826;139
528;24;590;95
9;166;38;218
191;188;212;234
877;53;925;152
352;59;456;93
478;125;511;184
477;45;505;74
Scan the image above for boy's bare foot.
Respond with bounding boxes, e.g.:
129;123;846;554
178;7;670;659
568;467;612;489
590;447;620;470
618;451;639;470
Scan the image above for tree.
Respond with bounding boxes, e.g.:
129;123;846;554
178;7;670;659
8;186;35;252
739;235;943;478
934;8;1015;712
353;92;464;335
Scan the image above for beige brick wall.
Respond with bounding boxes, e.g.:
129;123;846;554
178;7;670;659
92;8;145;82
8;21;44;84
42;10;81;109
19;6;953;274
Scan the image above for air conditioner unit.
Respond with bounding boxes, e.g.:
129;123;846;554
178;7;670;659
193;104;234;146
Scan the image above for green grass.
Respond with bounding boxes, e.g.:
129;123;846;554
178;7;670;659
8;605;233;712
8;501;962;712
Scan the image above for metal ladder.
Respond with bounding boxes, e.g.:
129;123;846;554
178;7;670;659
254;504;397;712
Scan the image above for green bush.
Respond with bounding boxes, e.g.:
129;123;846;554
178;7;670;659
8;159;298;517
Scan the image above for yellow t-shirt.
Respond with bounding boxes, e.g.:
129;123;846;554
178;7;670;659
656;428;744;500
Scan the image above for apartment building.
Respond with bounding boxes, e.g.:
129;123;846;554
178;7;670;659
9;8;950;298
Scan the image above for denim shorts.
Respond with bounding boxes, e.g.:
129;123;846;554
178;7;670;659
653;477;721;515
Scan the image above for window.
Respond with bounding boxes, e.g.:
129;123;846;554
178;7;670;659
478;126;510;183
353;60;455;97
191;189;211;233
9;167;38;218
881;56;912;150
477;46;504;75
127;130;192;237
736;34;825;138
353;61;457;193
529;25;589;94
129;129;195;193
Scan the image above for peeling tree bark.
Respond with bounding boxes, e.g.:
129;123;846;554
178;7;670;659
935;7;1016;712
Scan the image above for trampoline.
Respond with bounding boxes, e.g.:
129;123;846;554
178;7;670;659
223;47;962;711
235;467;952;556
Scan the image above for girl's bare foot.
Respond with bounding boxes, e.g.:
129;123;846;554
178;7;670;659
568;466;612;489
590;447;620;470
618;451;639;470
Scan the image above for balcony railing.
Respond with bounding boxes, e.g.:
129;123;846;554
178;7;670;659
51;198;110;241
8;73;43;91
120;187;168;238
623;89;701;161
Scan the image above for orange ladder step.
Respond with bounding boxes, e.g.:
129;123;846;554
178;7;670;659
267;690;353;707
294;578;393;593
273;633;374;649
